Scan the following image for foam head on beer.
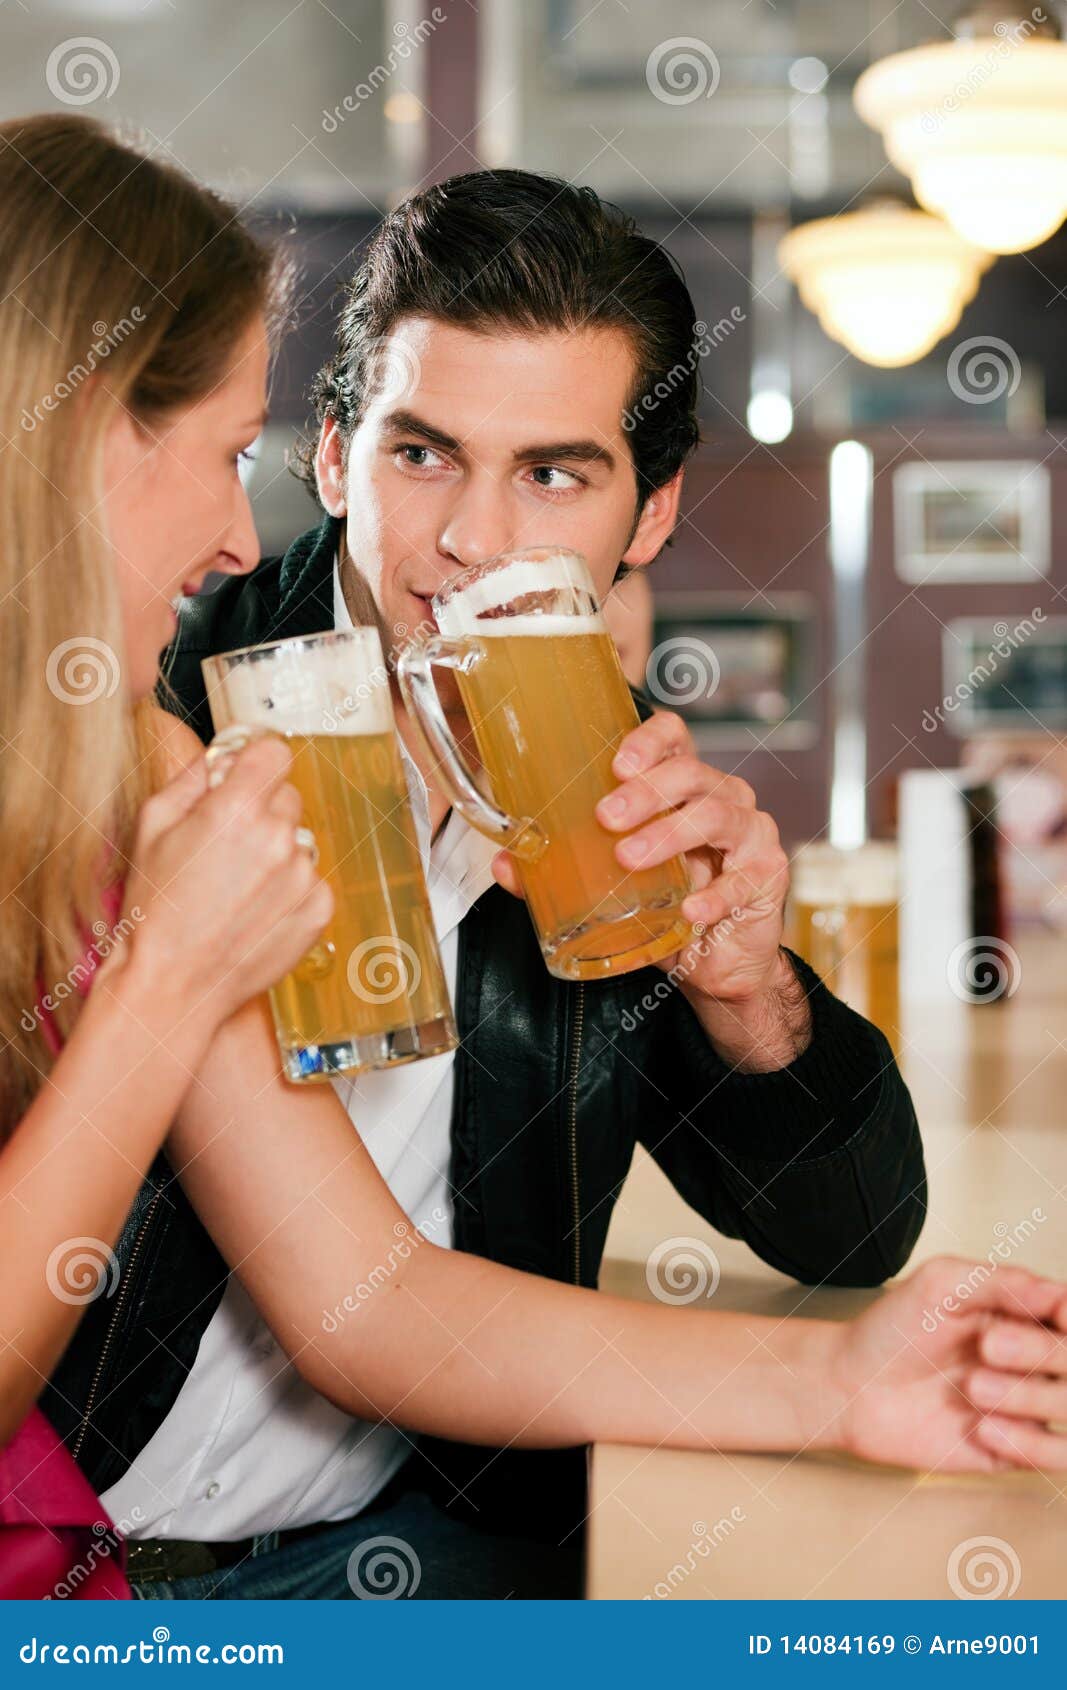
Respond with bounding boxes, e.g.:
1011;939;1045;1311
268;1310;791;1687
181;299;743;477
204;627;393;739
434;550;604;640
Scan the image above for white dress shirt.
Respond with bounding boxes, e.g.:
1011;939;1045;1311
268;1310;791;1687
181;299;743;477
102;567;497;1541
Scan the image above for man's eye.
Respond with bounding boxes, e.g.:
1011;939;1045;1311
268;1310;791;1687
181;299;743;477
529;465;583;492
398;444;441;469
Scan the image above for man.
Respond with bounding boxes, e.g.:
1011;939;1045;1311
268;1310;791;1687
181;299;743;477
46;169;926;1598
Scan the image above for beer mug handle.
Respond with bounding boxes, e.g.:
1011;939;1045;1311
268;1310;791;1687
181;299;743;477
397;636;546;861
204;722;260;789
204;724;319;866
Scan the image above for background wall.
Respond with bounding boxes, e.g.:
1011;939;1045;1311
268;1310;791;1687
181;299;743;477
8;0;1065;856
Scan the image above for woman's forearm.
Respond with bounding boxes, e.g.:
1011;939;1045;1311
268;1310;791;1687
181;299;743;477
315;1242;846;1456
0;955;215;1442
170;998;849;1463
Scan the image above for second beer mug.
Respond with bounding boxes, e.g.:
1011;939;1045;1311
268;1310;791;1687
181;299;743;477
398;548;693;981
787;841;901;1054
202;629;456;1081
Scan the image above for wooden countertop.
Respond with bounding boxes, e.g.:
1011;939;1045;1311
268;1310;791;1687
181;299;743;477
589;930;1067;1600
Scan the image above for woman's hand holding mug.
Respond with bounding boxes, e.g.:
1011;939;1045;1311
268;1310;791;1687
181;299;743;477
115;735;333;1039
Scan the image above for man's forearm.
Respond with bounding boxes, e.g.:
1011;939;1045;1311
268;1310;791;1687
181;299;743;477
681;947;813;1073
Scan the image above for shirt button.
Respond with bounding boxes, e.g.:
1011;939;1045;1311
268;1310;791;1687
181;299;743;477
205;1481;221;1500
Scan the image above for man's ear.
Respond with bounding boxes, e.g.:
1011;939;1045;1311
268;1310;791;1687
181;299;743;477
315;416;348;516
621;468;685;567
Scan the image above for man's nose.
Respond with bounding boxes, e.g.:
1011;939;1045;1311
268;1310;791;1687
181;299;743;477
436;477;516;572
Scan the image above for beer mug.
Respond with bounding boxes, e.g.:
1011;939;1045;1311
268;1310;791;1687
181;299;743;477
397;548;692;982
202;629;456;1081
787;841;900;1052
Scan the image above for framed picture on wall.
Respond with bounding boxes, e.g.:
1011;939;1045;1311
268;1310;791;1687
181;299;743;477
647;594;817;750
893;460;1050;583
941;614;1067;734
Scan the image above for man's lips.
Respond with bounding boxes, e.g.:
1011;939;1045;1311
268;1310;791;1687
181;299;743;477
408;592;438;630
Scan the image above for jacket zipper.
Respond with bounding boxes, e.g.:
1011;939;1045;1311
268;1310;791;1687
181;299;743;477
71;1185;163;1463
566;984;585;1285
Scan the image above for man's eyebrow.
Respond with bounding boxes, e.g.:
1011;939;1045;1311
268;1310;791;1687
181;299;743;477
512;439;617;472
381;409;617;472
381;409;462;454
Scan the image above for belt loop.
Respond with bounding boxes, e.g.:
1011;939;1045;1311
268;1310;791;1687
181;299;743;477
252;1530;280;1558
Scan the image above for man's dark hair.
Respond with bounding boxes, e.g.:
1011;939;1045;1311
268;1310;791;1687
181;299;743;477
293;168;701;510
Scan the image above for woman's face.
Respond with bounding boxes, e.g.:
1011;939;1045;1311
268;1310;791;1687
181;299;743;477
103;315;269;699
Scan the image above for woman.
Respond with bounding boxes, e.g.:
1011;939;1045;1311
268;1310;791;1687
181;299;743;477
0;112;331;1598
3;114;1067;1602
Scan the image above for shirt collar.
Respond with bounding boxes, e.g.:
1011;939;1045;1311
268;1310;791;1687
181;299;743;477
332;554;498;939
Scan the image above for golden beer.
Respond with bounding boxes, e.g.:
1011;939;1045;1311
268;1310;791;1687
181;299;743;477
787;842;900;1053
202;629;455;1081
269;730;453;1074
399;549;692;981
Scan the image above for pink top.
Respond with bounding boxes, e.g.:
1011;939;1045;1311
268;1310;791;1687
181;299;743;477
1;881;132;1600
0;1413;131;1599
36;880;125;1058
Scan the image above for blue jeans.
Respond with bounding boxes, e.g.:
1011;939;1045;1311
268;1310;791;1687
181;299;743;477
129;1482;582;1600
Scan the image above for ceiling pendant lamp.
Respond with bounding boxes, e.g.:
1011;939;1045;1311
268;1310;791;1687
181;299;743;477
778;200;992;367
854;7;1067;255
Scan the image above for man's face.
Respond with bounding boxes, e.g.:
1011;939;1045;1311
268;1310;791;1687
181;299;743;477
317;316;682;672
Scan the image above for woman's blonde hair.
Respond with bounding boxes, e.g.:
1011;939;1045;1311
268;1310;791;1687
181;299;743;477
0;113;289;1128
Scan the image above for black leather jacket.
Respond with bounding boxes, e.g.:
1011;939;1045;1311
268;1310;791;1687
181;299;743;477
45;516;927;1536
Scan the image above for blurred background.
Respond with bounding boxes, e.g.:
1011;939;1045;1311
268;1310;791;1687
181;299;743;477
9;4;1066;1596
5;0;1066;1027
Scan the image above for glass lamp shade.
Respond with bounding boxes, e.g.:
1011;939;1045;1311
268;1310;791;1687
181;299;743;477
778;204;992;368
854;37;1067;255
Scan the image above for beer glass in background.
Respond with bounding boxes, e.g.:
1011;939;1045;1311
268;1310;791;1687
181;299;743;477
787;841;900;1052
397;548;692;982
202;629;455;1082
